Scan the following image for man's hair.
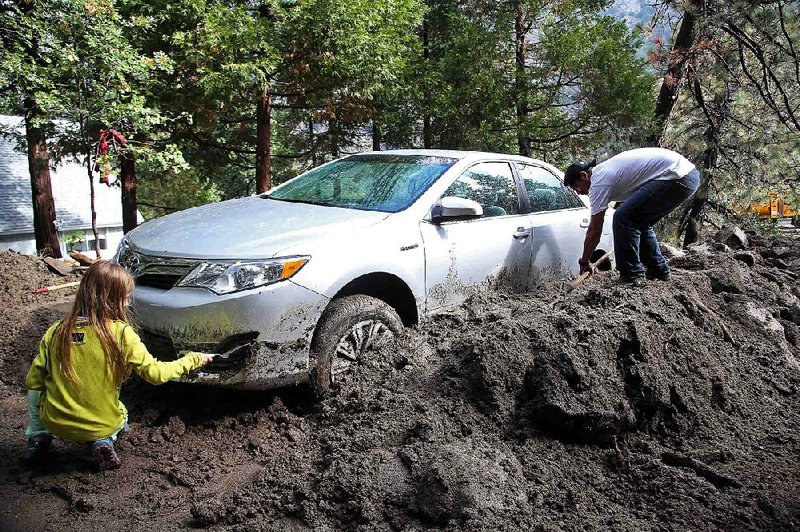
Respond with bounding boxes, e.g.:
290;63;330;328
563;159;597;187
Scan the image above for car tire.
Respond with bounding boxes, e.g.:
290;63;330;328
308;295;404;399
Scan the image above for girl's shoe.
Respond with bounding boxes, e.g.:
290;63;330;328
90;439;121;471
24;434;52;465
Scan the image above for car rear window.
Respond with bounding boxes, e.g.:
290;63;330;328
268;154;457;212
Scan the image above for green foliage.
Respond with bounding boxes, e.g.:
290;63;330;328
662;0;800;226
0;0;156;153
413;0;655;163
1;0;656;222
62;230;86;248
135;143;221;220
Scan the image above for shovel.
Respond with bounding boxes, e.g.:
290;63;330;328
32;281;81;294
566;250;613;294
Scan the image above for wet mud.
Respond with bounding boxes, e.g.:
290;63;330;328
1;233;799;531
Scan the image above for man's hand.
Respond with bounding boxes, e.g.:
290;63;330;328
579;258;593;275
579;210;606;275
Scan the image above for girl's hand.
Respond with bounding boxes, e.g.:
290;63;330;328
198;353;217;366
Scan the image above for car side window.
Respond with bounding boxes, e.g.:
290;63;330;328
442;162;520;218
563;185;586;208
516;164;568;212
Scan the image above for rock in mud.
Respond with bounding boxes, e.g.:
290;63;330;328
734;251;756;267
715;225;748;249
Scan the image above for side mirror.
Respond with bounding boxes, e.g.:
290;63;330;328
430;196;483;224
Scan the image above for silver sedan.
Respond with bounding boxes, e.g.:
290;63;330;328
116;150;614;395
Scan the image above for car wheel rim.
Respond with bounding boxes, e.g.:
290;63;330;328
331;320;395;381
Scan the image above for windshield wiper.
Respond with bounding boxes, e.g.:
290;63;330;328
263;196;336;208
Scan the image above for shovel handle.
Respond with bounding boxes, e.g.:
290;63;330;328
32;281;80;293
567;250;613;293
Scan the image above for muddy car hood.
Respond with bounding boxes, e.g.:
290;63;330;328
127;196;389;259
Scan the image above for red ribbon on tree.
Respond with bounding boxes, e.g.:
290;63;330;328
97;128;128;185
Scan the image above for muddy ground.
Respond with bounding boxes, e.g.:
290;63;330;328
1;231;799;531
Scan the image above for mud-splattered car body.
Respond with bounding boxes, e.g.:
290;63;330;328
116;150;614;389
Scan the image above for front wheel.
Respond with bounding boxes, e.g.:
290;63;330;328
308;295;404;399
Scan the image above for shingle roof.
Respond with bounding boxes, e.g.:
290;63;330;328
0;115;124;234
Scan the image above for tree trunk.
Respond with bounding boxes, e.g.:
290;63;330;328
309;114;317;167
679;74;732;246
23;101;62;258
372;119;382;151
330;112;339;158
422;17;432;148
85;152;101;258
514;1;530;157
649;0;702;146
120;153;138;233
256;84;272;194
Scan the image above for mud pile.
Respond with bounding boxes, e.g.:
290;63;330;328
0;252;81;397
1;235;799;531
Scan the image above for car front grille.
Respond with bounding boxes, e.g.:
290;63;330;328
136;266;193;290
118;248;195;290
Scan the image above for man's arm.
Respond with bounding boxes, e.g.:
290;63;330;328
579;210;606;274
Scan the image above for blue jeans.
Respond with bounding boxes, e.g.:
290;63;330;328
612;169;700;277
25;390;129;442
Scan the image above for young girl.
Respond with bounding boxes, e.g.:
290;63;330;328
25;260;214;471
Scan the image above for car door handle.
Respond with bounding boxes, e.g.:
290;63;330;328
513;227;531;239
580;218;589;228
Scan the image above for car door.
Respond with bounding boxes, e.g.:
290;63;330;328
515;163;589;282
420;161;533;311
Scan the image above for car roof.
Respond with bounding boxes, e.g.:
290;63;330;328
351;149;563;175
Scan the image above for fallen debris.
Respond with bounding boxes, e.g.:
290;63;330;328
68;251;95;267
42;257;74;276
661;451;742;489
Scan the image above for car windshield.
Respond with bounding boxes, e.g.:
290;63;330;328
267;154;458;212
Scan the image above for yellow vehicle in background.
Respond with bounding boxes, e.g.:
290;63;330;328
750;192;800;227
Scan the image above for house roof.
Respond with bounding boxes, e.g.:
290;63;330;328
0;115;124;234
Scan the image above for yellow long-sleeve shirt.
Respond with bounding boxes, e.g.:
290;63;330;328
25;320;202;442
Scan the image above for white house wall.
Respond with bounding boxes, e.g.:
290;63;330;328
1;115;132;259
0;226;126;259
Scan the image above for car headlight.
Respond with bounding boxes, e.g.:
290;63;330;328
176;256;309;294
114;237;133;265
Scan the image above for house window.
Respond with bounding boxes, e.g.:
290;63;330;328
73;237;107;251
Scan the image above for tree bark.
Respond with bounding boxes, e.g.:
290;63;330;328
422;17;432;148
329;112;339;159
679;74;732;246
85;151;101;258
23;101;62;258
649;0;702;146
120;153;138;233
514;1;530;157
372;119;382;151
256;84;272;193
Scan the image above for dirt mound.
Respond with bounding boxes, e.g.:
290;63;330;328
0;251;81;394
1;235;799;531
0;251;82;307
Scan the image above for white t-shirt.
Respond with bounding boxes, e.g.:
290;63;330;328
588;148;696;215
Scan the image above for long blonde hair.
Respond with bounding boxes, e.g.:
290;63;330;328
53;260;135;385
